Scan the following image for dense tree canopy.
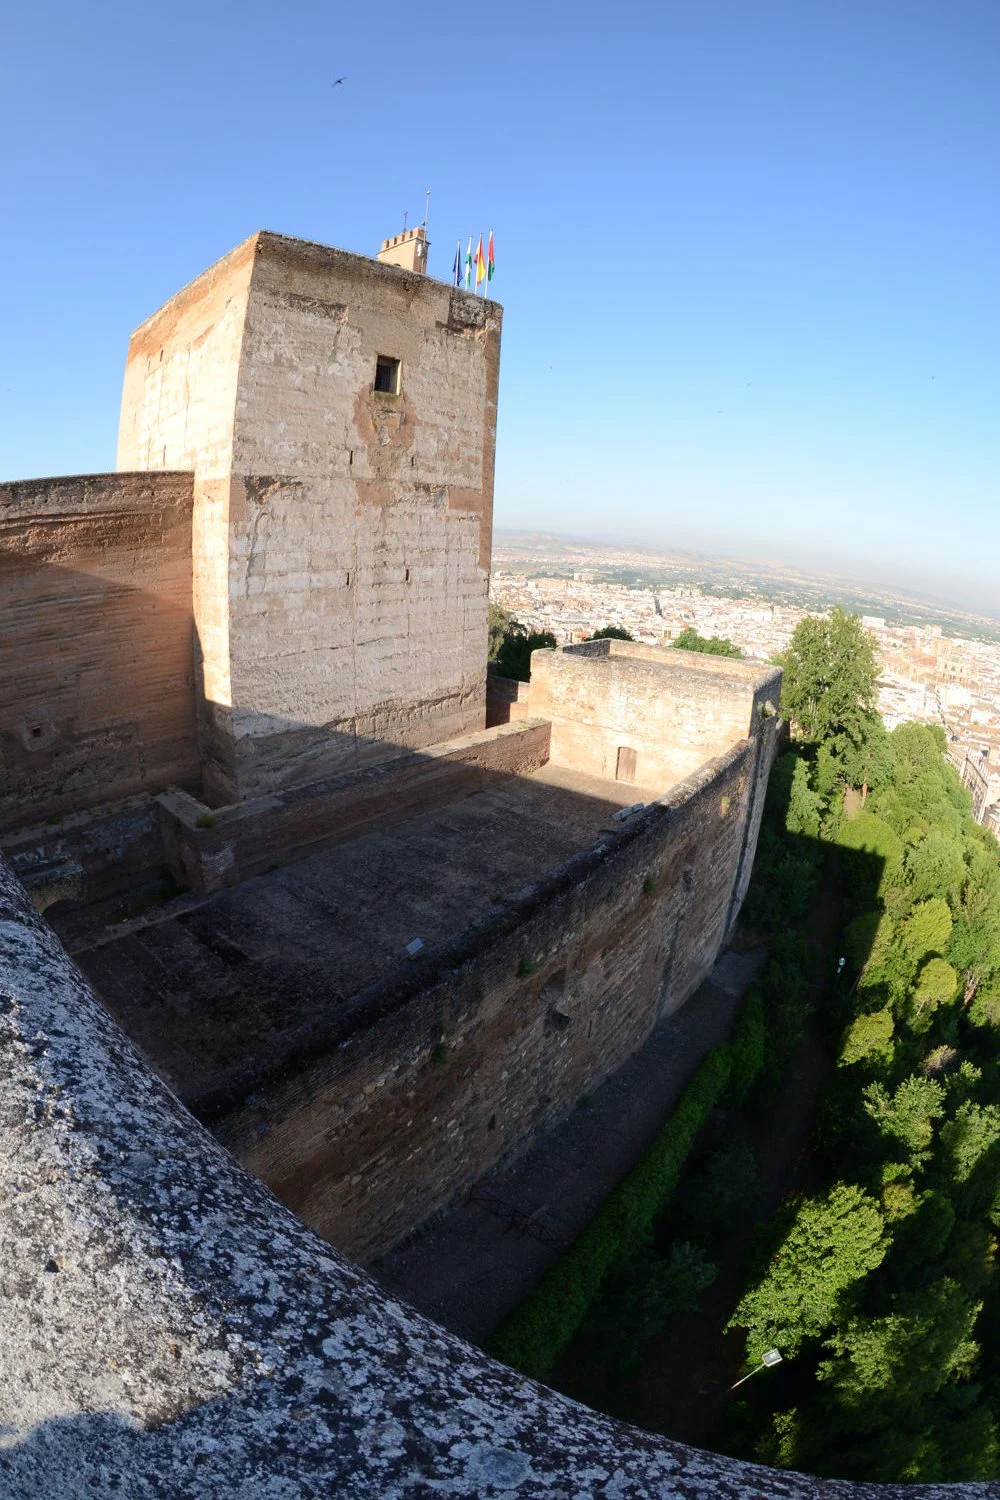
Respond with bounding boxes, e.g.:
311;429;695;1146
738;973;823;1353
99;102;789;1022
728;1183;888;1359
718;666;1000;1481
586;625;634;641
780;608;884;798
498;597;1000;1483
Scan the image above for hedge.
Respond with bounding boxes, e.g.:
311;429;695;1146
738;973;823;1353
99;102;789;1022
488;1045;737;1380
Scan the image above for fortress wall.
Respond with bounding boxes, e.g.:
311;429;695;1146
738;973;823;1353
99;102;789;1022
2;795;165;909
1;851;942;1499
217;235;502;797
157;720;551;893
214;718;782;1262
528;640;781;791
0;473;199;832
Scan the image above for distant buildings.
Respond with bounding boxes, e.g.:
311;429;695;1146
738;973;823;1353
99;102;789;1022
491;565;1000;835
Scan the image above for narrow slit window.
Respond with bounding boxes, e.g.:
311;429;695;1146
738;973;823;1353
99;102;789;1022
374;355;400;394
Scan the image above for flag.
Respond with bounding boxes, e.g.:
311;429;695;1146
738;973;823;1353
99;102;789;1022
452;240;461;287
487;229;495;284
464;237;473;291
474;234;486;287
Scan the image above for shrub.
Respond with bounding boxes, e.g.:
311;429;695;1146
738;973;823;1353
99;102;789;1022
489;1046;733;1379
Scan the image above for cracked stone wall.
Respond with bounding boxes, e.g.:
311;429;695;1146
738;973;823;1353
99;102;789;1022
0;472;199;833
118;232;501;804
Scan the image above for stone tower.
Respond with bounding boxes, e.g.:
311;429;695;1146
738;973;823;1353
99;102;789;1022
117;231;502;804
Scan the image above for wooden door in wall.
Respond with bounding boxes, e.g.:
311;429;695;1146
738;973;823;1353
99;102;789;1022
616;746;637;783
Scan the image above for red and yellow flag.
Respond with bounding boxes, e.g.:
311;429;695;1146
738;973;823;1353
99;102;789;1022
474;234;486;286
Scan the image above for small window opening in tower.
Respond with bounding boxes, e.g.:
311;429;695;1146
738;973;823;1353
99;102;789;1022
374;355;400;394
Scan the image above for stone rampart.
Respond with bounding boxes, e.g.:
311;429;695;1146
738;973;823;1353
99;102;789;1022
156;719;552;893
213;719;781;1262
0;853;975;1499
529;639;780;790
0;472;199;832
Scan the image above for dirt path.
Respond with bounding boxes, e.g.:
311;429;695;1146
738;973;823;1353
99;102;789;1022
373;944;766;1345
601;851;844;1447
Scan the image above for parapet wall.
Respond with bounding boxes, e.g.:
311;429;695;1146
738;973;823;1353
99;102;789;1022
214;716;782;1263
0;853;970;1498
529;640;781;790
157;719;552;893
0;472;200;832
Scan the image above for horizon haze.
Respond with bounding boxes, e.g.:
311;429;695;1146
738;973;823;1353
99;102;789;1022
2;1;997;611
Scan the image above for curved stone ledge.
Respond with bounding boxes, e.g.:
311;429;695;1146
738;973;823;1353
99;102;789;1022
0;856;988;1499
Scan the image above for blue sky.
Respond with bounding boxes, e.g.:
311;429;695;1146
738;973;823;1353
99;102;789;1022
2;1;997;613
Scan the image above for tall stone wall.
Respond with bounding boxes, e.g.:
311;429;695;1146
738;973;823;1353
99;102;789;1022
0;472;199;832
215;719;781;1263
1;851;952;1499
118;232;502;803
528;639;781;791
116;237;260;803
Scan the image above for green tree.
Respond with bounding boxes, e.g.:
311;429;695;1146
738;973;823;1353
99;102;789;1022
779;608;882;794
817;1278;981;1429
494;624;557;682
839;1007;895;1067
671;627;743;658
904;832;966;904
901;898;952;960
911;956;960;1026
785;753;823;838
586;625;634;641
940;1101;1000;1185
487;601;513;660
863;1075;946;1161
728;1183;887;1359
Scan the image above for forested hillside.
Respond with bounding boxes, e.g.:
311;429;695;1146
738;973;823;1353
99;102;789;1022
491;609;1000;1484
724;714;1000;1482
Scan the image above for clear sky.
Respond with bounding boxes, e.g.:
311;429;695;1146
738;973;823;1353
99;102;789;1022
2;1;997;613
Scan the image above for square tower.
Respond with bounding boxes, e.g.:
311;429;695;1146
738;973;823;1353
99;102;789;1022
118;232;502;803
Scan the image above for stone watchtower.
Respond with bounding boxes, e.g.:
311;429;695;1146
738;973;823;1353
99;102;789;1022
117;232;502;804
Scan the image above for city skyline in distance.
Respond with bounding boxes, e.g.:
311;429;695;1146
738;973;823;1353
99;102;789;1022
493;526;1000;631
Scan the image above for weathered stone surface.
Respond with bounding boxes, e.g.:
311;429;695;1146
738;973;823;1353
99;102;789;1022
118;233;502;803
0;472;199;832
0;856;983;1498
74;702;781;1263
529;637;781;790
155;718;552;892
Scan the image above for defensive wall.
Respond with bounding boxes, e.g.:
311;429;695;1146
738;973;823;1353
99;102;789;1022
30;644;783;1266
0;472;200;833
212;715;779;1262
531;637;779;788
0;853;978;1499
0;229;891;1495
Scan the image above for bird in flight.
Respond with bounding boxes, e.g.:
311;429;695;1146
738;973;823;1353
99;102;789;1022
332;77;346;86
